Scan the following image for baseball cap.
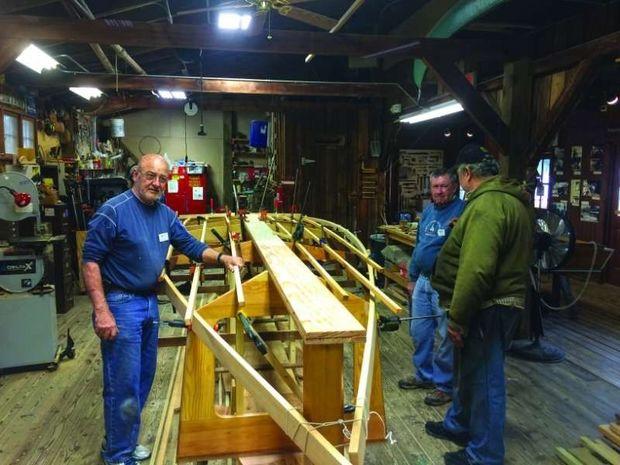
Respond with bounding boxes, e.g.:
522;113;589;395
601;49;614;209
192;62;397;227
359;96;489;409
455;143;495;166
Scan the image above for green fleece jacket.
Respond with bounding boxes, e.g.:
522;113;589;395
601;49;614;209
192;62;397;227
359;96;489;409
431;176;534;335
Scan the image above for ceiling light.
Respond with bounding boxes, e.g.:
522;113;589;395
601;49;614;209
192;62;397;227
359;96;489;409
606;95;619;106
69;87;103;100
16;44;59;74
398;100;464;125
218;12;252;30
466;129;475;139
156;90;186;100
443;128;452;138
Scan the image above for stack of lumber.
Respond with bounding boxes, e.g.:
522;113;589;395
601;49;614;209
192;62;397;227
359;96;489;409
556;415;620;465
598;414;620;449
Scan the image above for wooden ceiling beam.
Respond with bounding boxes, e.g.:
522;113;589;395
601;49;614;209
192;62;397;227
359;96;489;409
527;58;600;163
423;54;510;155
534;30;620;76
0;14;507;59
0;0;57;14
0;39;27;74
32;72;413;102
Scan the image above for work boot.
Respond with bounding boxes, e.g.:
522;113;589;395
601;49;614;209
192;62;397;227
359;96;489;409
398;376;434;390
424;389;452;406
425;421;470;447
444;449;478;465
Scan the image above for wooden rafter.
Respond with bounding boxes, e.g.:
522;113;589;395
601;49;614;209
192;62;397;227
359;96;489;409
423;54;510;155
0;14;506;59
30;72;412;102
0;39;26;74
527;58;599;164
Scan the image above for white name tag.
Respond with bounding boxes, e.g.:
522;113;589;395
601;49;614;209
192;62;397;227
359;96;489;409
159;232;169;242
437;229;446;237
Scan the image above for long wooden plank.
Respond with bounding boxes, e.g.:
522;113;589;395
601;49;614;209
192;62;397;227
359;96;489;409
556;447;585;465
162;274;188;313
321;226;383;272
348;295;378;465
299;222;402;314
272;220;348;301
599;425;620;447
191;313;350;465
244;217;365;344
581;437;620;465
151;348;184;465
0;15;504;58
184;219;208;324
225;215;246;307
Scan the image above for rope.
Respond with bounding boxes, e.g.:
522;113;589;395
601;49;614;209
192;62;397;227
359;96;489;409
284;406;396;455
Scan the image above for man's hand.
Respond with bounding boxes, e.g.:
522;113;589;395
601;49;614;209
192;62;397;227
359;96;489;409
447;325;464;348
221;254;245;271
94;308;119;340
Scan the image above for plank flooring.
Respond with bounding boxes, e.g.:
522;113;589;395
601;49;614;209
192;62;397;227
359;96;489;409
0;277;619;465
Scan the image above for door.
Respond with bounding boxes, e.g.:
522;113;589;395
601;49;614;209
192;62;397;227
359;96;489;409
607;143;620;286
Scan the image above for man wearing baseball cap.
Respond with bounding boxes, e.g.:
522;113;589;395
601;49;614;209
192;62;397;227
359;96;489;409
424;144;534;465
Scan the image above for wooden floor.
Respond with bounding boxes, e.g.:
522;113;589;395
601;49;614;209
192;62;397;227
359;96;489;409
1;278;619;465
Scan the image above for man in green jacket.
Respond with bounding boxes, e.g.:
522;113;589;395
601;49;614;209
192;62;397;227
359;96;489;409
425;144;534;465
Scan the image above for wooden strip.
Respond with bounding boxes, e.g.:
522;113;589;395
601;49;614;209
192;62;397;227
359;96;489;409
162;274;188;313
184;219;208;324
299;221;402;314
320;226;383;272
245;216;365;343
556;447;584;465
225;214;246;307
191;313;350;465
348;300;377;465
264;351;302;399
609;422;620;436
569;447;605;465
151;348;185;465
273;220;348;301
581;436;620;464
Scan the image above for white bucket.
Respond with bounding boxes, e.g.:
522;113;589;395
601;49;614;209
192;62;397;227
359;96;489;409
110;118;125;138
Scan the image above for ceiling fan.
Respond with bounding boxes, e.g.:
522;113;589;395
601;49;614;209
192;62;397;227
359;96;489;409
213;0;338;31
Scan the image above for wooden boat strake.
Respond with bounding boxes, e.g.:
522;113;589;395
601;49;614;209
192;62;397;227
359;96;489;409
155;213;404;465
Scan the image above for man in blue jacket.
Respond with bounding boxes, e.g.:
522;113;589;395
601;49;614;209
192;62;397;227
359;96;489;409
83;154;243;465
399;168;465;406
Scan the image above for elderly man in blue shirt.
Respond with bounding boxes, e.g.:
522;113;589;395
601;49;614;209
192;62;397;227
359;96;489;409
83;154;243;465
399;168;465;406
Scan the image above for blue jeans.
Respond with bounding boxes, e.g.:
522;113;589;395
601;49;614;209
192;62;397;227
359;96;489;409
443;305;520;465
100;291;159;464
410;275;453;393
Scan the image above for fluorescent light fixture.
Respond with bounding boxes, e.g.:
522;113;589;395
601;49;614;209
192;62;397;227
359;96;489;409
16;44;59;74
69;87;103;100
218;12;252;30
399;100;464;125
156;90;186;100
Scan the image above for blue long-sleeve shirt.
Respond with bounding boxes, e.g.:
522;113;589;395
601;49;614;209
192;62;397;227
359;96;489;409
83;190;207;292
408;197;465;281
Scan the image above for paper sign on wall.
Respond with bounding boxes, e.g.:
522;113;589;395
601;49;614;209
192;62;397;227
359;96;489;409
193;186;204;200
167;180;179;193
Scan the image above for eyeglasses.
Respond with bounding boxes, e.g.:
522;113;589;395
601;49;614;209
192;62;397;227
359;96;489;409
140;170;168;184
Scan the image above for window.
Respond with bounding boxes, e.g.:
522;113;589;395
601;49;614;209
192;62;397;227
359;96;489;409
3;113;18;155
22;118;34;149
534;158;551;209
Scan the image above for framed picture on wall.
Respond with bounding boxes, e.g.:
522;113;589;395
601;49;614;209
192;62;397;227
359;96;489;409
580;201;599;223
570;179;581;206
554;147;565;175
590;146;603;174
